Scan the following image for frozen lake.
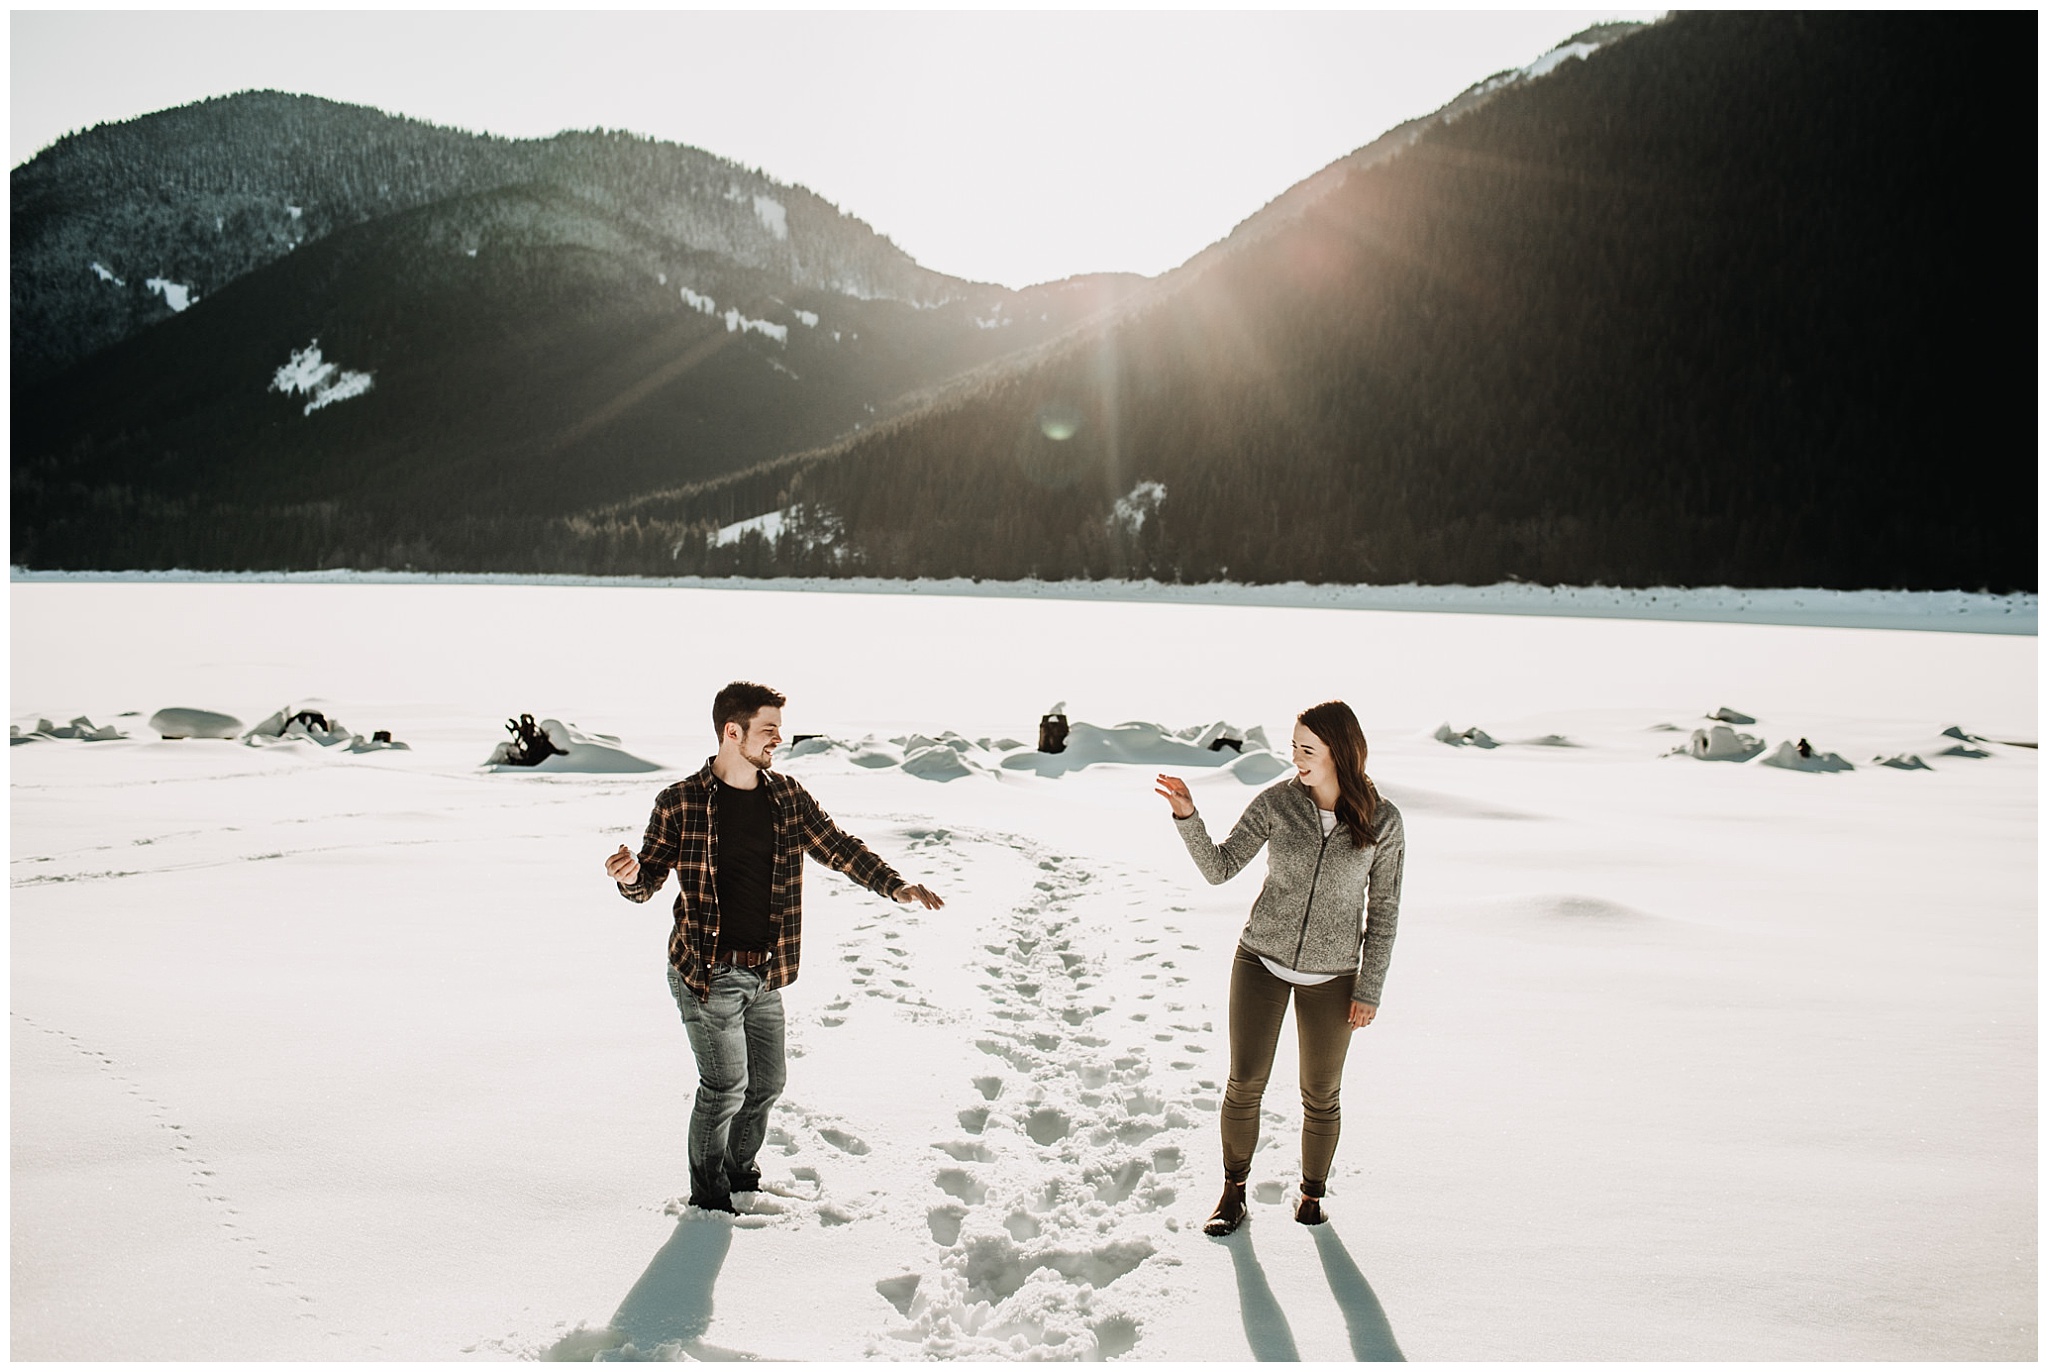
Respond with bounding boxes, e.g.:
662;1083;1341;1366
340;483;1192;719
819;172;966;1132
10;580;2037;1359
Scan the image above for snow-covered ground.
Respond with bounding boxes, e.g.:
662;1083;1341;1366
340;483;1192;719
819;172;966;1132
10;580;2036;1360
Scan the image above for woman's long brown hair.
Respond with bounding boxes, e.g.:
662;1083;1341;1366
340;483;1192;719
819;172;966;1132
1298;700;1379;848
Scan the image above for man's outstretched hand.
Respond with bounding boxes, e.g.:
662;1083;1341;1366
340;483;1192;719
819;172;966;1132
896;884;945;910
605;844;640;886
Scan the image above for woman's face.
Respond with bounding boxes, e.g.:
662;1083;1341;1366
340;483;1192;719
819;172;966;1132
1291;723;1334;792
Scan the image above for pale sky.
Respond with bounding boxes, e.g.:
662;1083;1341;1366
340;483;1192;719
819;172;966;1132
11;9;1662;289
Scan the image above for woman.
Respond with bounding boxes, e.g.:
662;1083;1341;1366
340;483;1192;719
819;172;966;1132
1155;701;1405;1234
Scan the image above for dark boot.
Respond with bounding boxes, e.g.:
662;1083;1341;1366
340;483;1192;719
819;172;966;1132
688;1191;737;1215
1295;1178;1327;1226
1203;1179;1248;1237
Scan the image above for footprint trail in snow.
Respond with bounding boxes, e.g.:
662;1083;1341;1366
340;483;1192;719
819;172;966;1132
777;820;1225;1361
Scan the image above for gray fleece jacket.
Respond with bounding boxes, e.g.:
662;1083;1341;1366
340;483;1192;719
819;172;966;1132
1174;778;1405;1006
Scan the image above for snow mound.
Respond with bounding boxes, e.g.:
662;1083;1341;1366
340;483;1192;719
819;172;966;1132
1000;720;1277;779
1681;725;1765;762
1760;740;1854;773
901;736;998;783
240;706;408;753
11;714;126;744
1932;726;1994;759
800;732;1000;782
483;719;661;773
1433;723;1499;749
243;707;355;749
148;707;243;739
783;721;1282;784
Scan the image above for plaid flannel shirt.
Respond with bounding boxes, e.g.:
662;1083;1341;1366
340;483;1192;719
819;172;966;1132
616;760;906;1000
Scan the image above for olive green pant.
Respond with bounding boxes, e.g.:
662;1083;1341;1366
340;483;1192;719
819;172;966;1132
1221;944;1356;1195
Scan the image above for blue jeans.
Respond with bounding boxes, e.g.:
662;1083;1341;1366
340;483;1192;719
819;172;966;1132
668;964;787;1206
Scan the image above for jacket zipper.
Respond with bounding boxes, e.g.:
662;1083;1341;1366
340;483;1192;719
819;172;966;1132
1291;804;1336;969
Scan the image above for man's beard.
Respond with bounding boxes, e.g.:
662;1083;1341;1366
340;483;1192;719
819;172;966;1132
741;743;775;771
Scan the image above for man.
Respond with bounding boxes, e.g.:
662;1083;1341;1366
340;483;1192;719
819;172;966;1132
604;681;944;1214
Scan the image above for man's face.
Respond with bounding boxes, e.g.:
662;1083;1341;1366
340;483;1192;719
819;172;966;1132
729;706;783;770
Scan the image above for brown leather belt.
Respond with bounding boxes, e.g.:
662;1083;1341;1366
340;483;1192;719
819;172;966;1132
716;948;772;969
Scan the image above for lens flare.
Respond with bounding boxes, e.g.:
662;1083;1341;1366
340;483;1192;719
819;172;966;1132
1037;402;1082;442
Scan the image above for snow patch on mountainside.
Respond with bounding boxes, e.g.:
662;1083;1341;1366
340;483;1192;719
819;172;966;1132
89;261;124;286
1109;482;1167;536
754;195;790;241
269;341;374;416
724;308;788;344
680;286;716;315
712;510;786;547
1524;41;1599;78
145;277;194;311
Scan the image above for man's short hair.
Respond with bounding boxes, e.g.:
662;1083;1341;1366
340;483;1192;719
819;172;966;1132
712;681;786;740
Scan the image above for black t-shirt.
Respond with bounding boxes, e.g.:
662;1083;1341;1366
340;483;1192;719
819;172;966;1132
714;781;776;953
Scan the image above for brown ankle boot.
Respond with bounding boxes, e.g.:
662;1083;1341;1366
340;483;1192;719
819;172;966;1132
1203;1180;1248;1236
1293;1193;1327;1225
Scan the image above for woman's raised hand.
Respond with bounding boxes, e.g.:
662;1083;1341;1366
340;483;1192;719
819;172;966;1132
1154;774;1195;819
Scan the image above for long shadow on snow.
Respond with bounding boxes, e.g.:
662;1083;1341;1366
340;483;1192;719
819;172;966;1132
1216;1221;1406;1362
1221;1225;1301;1361
1313;1224;1406;1361
544;1218;752;1361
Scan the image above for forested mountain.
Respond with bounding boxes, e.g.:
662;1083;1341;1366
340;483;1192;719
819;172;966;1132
12;95;1142;569
624;11;2036;591
14;14;2036;589
13;91;971;386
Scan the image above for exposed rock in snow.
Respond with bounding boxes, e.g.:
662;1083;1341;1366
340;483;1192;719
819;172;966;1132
1001;720;1282;780
1433;723;1499;749
269;341;374;416
243;706;354;748
1933;725;1994;758
781;720;1281;784
1876;753;1932;770
1708;706;1757;725
148;707;243;740
11;715;125;743
483;719;661;773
